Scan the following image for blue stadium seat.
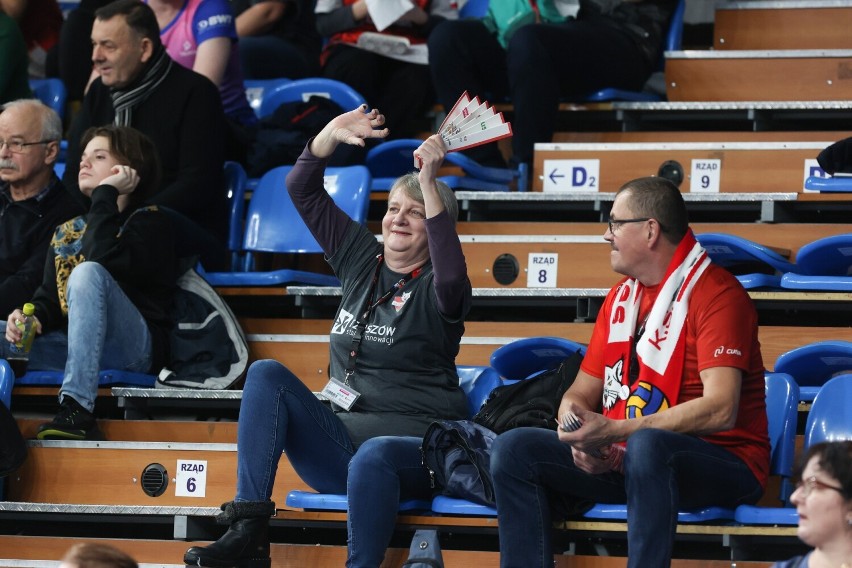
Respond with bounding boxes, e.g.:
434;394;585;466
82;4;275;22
285;365;499;513
201;164;371;287
459;0;488;18
733;373;800;525
780;233;852;291
223;161;249;271
456;365;502;418
365;138;515;192
733;374;852;526
489;336;586;381
804;175;852;192
805;373;852;445
12;367;156;387
578;0;685;103
696;233;796;289
29;78;67;120
244;78;293;118
773;340;852;402
0;360;13;410
257;78;366;118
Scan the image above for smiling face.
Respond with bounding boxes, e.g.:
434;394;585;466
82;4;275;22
79;136;121;196
381;185;429;267
790;456;852;549
91;15;152;89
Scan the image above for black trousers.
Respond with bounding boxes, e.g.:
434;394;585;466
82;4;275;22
428;18;652;166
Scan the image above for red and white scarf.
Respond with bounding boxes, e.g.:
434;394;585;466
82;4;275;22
602;230;711;420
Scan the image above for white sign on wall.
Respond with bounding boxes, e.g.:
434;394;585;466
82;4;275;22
175;460;208;498
527;253;558;288
542;160;600;192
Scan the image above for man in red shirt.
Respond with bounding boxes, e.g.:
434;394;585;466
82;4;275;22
490;176;770;568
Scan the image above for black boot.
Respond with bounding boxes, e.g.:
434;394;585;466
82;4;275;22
184;500;275;568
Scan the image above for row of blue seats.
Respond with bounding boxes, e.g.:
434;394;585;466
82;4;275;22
680;232;852;291
209;162;852;292
284;336;852;528
0;335;848;530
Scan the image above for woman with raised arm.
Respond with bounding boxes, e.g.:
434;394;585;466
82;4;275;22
185;105;472;568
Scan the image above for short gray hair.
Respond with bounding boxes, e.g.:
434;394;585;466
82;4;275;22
0;99;63;142
390;172;458;225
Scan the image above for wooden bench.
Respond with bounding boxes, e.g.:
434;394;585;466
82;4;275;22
532;141;832;193
553;131;852;144
714;1;852;50
454;188;851;223
665;50;852;102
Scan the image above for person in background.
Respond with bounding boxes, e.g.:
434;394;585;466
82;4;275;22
147;0;257;162
4;125;177;441
0;0;63;78
0;13;32;103
60;542;139;568
429;0;677;170
55;0;111;109
63;0;229;268
230;0;321;79
184;105;471;568
771;441;852;568
316;0;457;140
490;176;770;568
0;99;84;319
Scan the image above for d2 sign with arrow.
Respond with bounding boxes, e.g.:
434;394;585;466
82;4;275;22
543;159;600;192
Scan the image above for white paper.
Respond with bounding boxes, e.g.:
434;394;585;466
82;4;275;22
365;0;415;32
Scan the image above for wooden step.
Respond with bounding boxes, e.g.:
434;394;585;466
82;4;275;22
532;141;831;193
553;131;852;144
15;418;238;442
665;49;852;102
714;1;852;50
5;439;309;506
453;222;843;260
0;535;778;567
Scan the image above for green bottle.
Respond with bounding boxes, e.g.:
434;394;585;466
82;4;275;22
10;303;35;377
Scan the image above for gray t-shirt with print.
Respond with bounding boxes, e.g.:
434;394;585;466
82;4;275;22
327;223;470;447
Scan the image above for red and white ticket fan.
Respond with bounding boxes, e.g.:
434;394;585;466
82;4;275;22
438;91;512;152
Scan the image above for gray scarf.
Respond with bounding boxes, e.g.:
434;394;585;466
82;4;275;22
110;46;173;127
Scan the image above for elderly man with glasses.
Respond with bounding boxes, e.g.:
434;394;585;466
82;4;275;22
0;99;83;319
490;176;771;568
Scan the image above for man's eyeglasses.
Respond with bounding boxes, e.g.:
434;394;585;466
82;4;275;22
0;139;53;153
607;217;650;234
794;476;844;498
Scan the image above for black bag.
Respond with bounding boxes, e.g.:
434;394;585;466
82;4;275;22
421;419;498;506
156;265;249;390
472;351;583;434
246;95;345;177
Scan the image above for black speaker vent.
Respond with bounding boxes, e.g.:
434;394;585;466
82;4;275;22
141;463;168;497
492;254;519;285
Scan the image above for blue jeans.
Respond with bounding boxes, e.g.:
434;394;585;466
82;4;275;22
236;359;356;500
346;436;432;568
0;262;152;412
235;361;431;568
491;427;764;568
